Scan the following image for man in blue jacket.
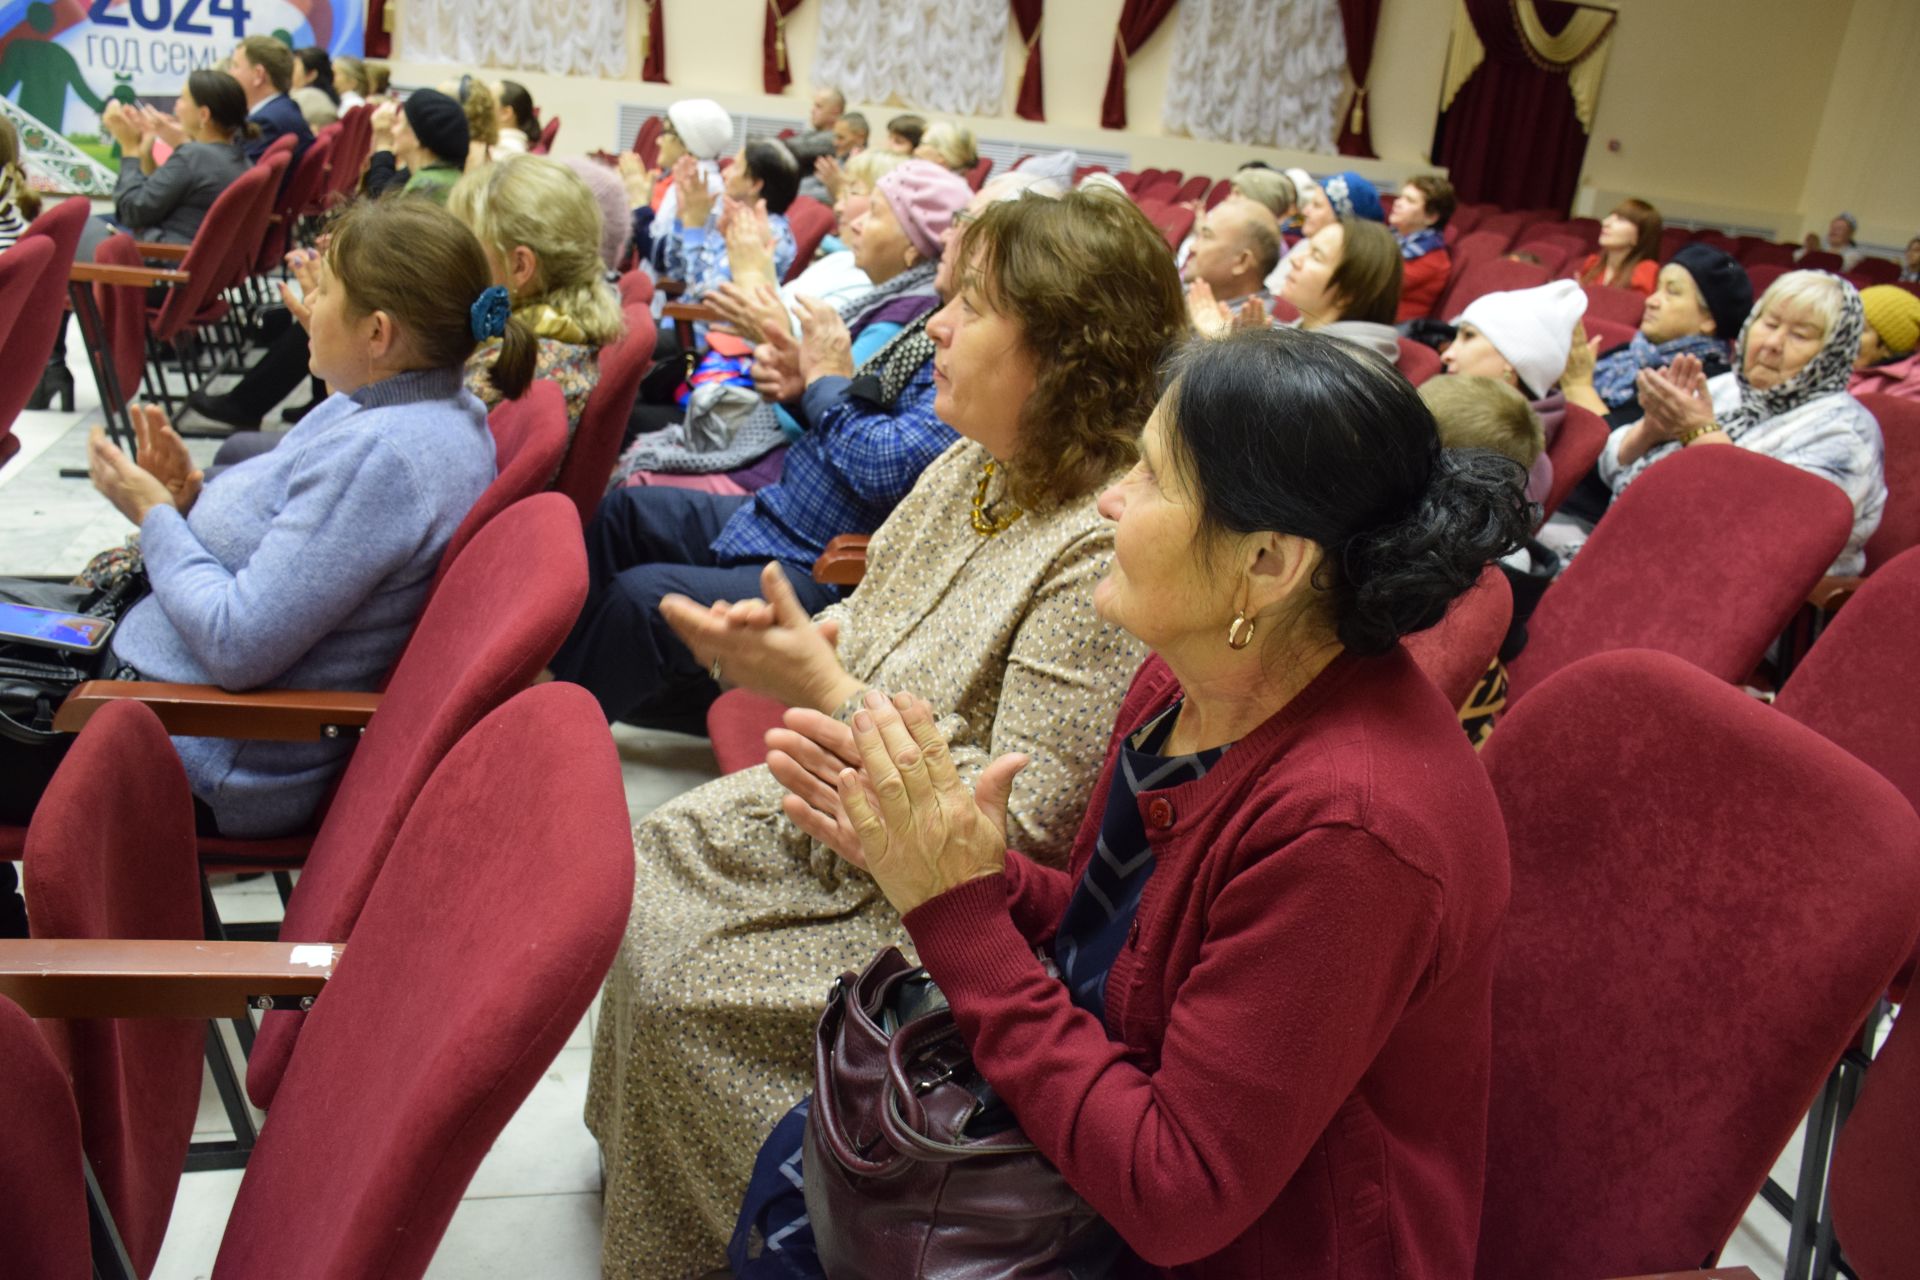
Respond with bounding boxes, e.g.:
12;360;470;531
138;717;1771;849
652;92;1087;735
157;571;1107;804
228;35;311;166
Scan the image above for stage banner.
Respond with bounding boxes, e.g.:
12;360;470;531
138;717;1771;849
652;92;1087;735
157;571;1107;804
0;0;362;178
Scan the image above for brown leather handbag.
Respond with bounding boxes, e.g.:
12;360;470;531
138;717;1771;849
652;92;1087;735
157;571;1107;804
801;946;1121;1279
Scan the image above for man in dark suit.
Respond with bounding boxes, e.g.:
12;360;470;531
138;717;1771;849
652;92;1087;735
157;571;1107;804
228;35;311;166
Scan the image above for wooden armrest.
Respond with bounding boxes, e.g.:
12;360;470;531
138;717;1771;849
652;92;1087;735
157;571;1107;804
133;241;190;261
54;680;380;741
70;262;190;287
662;300;721;324
1807;575;1863;612
658;278;686;297
812;534;871;586
0;939;339;1019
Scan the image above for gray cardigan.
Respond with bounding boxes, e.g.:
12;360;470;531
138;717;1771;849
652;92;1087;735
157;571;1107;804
113;140;248;244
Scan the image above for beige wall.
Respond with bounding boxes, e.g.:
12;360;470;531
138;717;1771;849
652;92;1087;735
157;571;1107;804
388;0;1912;250
1797;0;1920;252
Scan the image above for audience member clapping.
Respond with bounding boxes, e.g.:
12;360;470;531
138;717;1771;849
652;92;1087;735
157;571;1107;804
1182;197;1282;335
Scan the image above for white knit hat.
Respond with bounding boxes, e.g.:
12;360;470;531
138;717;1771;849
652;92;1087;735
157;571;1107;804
666;98;734;160
1454;280;1589;397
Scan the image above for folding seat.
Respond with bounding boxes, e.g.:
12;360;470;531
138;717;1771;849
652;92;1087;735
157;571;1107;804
1202;177;1232;209
1741;239;1798;268
1828;996;1920;1277
0;198;87;430
1539;402;1610;520
963;156;993;191
1399;564;1512;708
1394;336;1441;386
1472;210;1531;250
21;701;203;1275
633;113;664;168
1580;283;1648;327
783;195;838;282
1848;257;1899;287
0;235;55;465
1476;648;1920;1279
0;681;633;1280
551;302;657;526
47;494;589;1109
1800;249;1844;272
1140;201;1195;250
1442;257;1550;316
0;996;90;1279
1505;446;1851;704
1581;315;1637;353
533;115;561;153
1171;174;1210;204
428;380;571;595
1447;202;1490;236
1745;262;1788;299
1658;225;1689;261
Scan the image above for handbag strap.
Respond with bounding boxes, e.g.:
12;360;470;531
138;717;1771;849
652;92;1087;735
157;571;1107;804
879;1013;1040;1163
808;951;915;1178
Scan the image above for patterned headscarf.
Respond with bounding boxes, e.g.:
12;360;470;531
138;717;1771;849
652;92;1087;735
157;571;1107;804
1720;274;1864;441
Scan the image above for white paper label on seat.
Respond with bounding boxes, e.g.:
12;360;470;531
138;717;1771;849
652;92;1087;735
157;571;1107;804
288;946;334;969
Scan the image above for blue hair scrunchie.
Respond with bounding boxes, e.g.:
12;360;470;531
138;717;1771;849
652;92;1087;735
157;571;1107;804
470;285;511;341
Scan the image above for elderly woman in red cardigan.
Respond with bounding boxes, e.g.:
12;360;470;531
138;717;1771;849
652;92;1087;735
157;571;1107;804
772;326;1533;1277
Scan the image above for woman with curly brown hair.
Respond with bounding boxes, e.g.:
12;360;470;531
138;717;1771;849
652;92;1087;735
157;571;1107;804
584;184;1189;1274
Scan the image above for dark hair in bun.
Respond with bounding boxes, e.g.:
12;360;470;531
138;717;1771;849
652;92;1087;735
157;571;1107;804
1163;328;1532;656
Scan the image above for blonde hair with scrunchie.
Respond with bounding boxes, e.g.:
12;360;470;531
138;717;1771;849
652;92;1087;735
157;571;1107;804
447;155;626;348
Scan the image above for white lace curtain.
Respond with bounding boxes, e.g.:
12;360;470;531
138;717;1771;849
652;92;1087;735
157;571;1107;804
1161;0;1349;153
813;0;1009;117
398;0;628;80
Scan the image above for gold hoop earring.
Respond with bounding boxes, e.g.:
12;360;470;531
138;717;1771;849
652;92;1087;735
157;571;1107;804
1227;612;1256;651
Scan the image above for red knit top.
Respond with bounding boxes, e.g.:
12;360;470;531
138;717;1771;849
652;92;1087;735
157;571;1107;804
904;649;1510;1277
1578;254;1659;296
1397;246;1452;322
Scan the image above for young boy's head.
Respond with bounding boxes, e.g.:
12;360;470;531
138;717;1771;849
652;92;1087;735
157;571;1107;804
1420;375;1544;468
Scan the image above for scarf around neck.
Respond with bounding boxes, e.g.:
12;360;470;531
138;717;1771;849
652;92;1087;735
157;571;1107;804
1720;279;1864;440
1397;228;1445;261
515;301;589;346
837;259;938;335
1592;331;1730;407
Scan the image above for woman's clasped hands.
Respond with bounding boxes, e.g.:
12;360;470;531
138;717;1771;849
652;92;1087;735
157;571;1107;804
88;404;203;525
770;689;1029;915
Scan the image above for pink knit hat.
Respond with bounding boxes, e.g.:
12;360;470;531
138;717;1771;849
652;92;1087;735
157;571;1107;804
875;160;973;262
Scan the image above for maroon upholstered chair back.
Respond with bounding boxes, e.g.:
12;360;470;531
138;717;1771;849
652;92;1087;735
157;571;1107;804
1582;315;1637;354
87;233;152;423
1477;649;1920;1279
245;493;588;1109
212;683;632;1280
1394;336;1442;386
1777;545;1920;814
1744;262;1788;300
784;195;837;282
1580;283;1648;328
429;380;571;595
634;113;663;168
0;233;49;349
256;131;334;273
1829;994;1920;1274
963;155;992;191
0;236;55;446
533;115;561;153
1505;446;1852;704
1855;394;1920;571
23;700;202;1276
552;303;657;526
708;687;790;775
1443;258;1550;317
1400;564;1512;709
617;267;655;308
0;996;89;1280
1140;200;1195;250
1538;402;1609;520
147;161;274;343
0;198;88;429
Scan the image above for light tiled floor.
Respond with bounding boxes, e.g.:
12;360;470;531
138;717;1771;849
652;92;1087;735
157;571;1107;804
1;375;1809;1278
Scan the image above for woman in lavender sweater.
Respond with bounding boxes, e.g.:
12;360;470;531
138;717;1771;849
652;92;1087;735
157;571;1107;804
1;199;528;881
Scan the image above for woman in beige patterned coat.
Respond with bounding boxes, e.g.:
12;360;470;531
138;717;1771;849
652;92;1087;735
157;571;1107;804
585;189;1191;1276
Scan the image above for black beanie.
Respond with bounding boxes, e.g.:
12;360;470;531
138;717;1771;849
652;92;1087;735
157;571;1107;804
1670;243;1753;343
402;89;469;167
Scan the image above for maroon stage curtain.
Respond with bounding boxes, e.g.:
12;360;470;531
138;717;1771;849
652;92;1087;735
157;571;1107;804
764;0;805;94
1012;0;1045;121
1432;0;1594;213
1100;0;1177;129
365;0;390;57
642;0;667;82
1334;0;1380;157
